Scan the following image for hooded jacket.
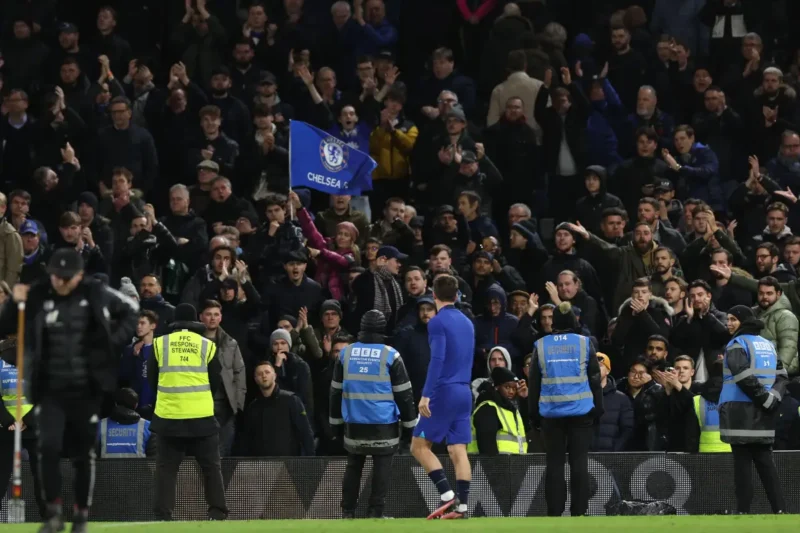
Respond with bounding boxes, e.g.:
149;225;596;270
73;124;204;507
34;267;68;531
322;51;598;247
471;345;512;401
591;375;634;452
720;317;789;445
585;82;625;168
755;295;799;376
475;287;520;362
574;170;625;235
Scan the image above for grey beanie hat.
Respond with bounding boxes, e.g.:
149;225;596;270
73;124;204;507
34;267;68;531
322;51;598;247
119;277;139;301
270;328;293;349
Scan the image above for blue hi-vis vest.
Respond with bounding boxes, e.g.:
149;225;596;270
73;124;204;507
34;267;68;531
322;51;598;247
98;418;151;458
535;333;594;418
0;360;33;418
339;343;401;425
720;334;776;406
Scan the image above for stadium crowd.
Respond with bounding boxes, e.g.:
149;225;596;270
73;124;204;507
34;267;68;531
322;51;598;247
2;0;800;462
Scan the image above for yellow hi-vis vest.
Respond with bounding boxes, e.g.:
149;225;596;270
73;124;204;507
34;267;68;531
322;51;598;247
694;395;731;453
467;400;527;454
153;330;216;420
0;360;32;419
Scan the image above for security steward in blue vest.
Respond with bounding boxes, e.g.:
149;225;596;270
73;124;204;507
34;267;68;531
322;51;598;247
98;388;156;458
330;310;417;519
529;302;603;517
0;336;45;518
720;305;787;514
147;303;229;521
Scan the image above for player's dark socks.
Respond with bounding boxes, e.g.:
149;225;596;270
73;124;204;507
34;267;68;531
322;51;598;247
428;469;453;498
456;480;470;508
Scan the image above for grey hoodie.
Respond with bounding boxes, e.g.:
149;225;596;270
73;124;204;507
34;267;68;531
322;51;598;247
471;346;513;401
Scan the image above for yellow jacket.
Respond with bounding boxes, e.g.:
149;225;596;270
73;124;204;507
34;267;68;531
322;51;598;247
369;118;418;180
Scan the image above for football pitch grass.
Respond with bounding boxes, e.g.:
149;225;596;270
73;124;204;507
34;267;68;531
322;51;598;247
2;515;798;532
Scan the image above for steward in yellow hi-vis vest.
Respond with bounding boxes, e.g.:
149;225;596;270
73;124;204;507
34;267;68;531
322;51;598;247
148;303;229;522
467;367;527;455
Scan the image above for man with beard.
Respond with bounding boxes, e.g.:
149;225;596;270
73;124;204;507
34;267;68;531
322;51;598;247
207;66;251;143
229;39;263;104
624;87;674;157
767;131;800;194
650;246;678;297
139;274;175;334
539;224;603;308
664;277;688;317
753;277;799;376
753;243;796;283
607;26;648;112
671;280;730;383
611;128;669;218
563;220;658;313
396;266;431;328
630;197;686;254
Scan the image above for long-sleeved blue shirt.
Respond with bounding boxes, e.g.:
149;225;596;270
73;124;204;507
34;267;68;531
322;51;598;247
119;343;156;408
421;305;474;398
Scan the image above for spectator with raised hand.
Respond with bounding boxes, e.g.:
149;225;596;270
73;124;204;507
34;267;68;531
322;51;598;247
291;190;359;302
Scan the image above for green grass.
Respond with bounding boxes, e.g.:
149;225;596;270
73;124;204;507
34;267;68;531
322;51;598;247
1;516;797;532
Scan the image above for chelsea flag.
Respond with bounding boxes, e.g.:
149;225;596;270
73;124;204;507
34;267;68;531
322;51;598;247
290;120;376;195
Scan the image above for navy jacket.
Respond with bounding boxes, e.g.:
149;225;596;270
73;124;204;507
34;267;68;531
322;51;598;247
668;142;723;211
591;376;634;452
475;285;520;360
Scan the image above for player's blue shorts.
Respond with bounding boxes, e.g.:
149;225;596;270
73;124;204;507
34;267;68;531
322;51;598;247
413;384;472;445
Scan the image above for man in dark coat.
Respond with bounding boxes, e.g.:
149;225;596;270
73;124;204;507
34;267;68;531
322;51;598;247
720;305;787;514
242;360;315;456
575;166;624;235
591;354;634;452
391;297;435;405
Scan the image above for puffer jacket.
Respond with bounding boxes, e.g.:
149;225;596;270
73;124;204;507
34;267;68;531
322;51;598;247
475;286;520;361
719;318;789;445
755;295;799;376
297;207;357;302
591;376;634;452
471;345;512;401
368;115;418;181
617;377;668;451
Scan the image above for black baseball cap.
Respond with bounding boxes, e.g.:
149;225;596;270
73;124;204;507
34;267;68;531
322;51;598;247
47;248;84;278
654;178;674;192
377;245;408;262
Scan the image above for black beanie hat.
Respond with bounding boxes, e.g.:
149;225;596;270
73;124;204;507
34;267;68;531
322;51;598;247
175;303;197;322
551;302;579;333
727;305;755;323
78;191;99;213
491;366;517;387
360;309;387;333
320;299;343;318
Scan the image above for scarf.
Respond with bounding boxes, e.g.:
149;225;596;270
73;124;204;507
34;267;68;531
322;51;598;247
373;266;404;320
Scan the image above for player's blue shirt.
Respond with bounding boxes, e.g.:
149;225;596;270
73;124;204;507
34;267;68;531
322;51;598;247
421;305;474;398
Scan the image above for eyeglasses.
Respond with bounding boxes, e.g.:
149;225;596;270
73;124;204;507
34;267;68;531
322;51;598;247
629;371;647;377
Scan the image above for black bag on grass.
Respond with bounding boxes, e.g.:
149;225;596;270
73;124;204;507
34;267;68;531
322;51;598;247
606;500;677;516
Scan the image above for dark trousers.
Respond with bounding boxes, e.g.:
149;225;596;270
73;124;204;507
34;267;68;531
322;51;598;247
153;433;228;520
340;452;393;515
215;403;235;458
731;443;786;513
0;435;45;517
541;414;593;517
36;395;99;511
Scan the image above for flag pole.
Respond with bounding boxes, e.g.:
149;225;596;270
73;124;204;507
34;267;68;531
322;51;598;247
8;302;26;523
